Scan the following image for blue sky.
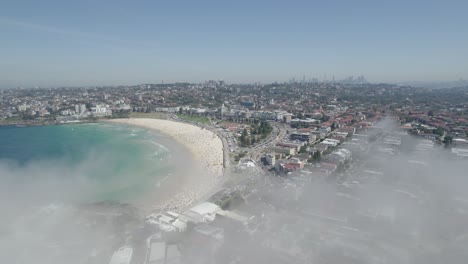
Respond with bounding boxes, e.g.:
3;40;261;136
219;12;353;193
1;0;467;87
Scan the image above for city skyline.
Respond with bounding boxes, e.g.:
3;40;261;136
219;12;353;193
1;0;467;88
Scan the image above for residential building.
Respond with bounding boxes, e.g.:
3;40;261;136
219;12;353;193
109;247;133;264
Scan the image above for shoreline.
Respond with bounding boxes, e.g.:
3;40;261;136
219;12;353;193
0;119;99;127
106;118;225;214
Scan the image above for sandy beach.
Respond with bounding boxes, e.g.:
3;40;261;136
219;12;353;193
107;118;224;213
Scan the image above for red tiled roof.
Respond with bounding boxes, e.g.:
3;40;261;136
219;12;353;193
298;128;314;133
282;163;298;171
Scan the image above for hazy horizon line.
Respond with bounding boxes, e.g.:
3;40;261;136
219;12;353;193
2;77;468;90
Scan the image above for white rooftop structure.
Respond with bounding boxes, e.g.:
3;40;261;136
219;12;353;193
171;219;187;231
325;138;341;144
216;210;249;225
109;247;133;264
335;132;349;137
322;139;339;147
335;148;351;159
166;211;180;218
453;138;468;144
147;202;221;233
237;159;257;171
239;160;256;167
187;202;221;222
290;118;317;123
146;212;187;232
178;210;203;223
159;214;173;224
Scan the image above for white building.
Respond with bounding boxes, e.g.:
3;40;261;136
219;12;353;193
146;202;221;233
60;109;73;116
146;211;187;232
290;118;317;127
17;104;29;112
74;104;87;114
90;105;112;116
335;132;349;138
192;108;206;114
184;202;221;223
322;139;340;147
109;247;133;264
337;148;351;160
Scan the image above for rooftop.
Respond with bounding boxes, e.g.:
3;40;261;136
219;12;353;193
109;247;133;264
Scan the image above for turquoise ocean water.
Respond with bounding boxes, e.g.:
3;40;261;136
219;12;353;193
0;123;172;204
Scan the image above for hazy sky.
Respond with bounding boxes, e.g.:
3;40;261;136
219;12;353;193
1;0;467;87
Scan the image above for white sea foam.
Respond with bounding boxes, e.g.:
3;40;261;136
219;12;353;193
150;140;170;152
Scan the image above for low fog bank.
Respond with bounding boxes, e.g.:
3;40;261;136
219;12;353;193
2;117;468;264
172;117;468;264
0;154;143;264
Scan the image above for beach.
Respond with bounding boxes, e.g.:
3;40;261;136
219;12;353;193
107;118;225;213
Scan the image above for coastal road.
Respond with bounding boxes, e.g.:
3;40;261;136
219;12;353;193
215;129;231;168
248;122;288;163
198;125;230;169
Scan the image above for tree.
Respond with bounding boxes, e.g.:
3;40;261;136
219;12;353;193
433;127;445;137
240;128;248;146
313;151;321;161
178;107;183;114
299;145;308;154
443;135;453;147
258;121;272;136
331;122;336;131
242;128;248;138
321;116;330;122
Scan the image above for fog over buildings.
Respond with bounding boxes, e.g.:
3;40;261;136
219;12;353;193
210;118;468;264
1;117;468;264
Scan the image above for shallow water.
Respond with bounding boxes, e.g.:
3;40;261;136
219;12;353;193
0;123;174;204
